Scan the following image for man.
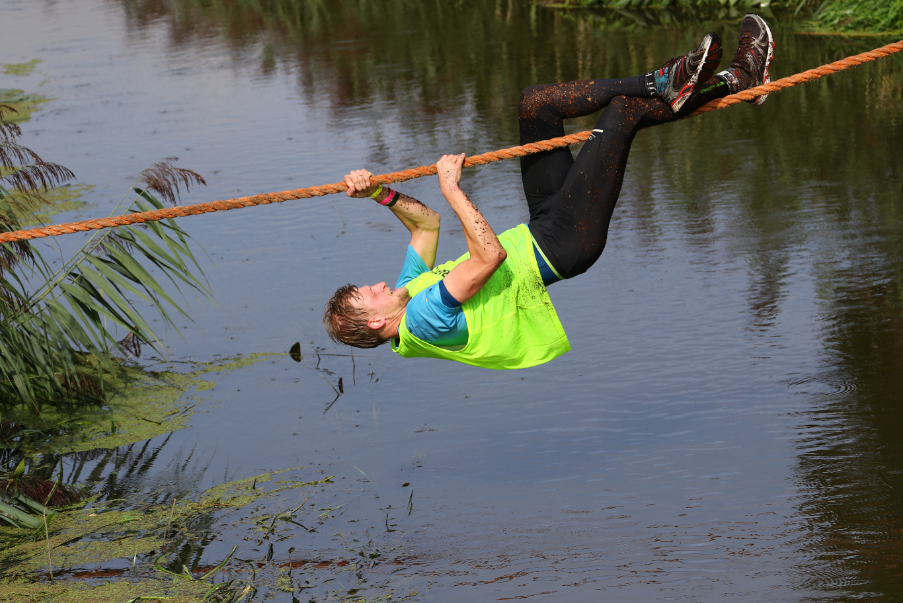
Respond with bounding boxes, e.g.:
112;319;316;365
324;15;774;370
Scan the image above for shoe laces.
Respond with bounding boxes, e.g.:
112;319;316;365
663;54;689;81
731;31;765;80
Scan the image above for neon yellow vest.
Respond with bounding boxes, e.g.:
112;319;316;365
390;224;570;370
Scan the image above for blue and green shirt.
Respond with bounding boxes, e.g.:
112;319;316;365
397;225;561;348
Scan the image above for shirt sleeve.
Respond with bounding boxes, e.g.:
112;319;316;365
405;283;468;347
396;245;431;289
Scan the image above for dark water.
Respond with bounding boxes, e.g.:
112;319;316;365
3;0;903;600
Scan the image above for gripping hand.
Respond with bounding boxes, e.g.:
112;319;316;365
436;154;465;195
344;169;380;198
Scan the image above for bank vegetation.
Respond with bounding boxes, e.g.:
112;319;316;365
549;0;903;34
0;100;212;528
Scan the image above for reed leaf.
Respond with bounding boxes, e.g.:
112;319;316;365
0;107;213;413
0;500;43;529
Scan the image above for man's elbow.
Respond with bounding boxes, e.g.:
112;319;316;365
423;212;441;233
493;248;507;268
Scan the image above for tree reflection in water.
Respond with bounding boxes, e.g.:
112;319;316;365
96;0;903;596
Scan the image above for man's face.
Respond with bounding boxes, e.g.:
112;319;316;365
356;282;408;321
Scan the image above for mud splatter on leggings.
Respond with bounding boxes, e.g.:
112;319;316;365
520;77;727;278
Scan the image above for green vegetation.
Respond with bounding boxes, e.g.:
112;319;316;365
0;103;212;415
811;0;903;33
2;60;42;77
0;82;225;594
0;351;269;539
0;352;409;602
551;0;795;6
0;467;335;603
3;354;269;459
548;0;903;34
0;90;50;124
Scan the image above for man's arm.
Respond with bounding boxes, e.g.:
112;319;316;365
435;154;507;305
344;169;441;268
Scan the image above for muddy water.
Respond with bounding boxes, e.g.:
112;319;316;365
3;0;903;600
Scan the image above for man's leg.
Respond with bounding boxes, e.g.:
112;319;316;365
532;86;738;278
518;76;656;223
519;31;724;222
528;95;677;279
530;16;773;279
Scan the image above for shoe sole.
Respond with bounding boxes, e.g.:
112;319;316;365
670;32;721;114
748;15;775;106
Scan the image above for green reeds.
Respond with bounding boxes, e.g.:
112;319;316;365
549;0;803;8
0;460;59;530
811;0;903;33
0;104;212;414
551;0;903;33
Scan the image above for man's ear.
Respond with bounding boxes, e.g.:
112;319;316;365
367;316;386;331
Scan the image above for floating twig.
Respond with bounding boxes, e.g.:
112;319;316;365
196;544;238;581
44;508;53;583
323;393;341;414
319;373;339;396
162;497;177;552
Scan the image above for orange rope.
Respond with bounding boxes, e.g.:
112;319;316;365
2;38;901;245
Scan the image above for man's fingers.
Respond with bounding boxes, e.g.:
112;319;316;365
344;169;375;197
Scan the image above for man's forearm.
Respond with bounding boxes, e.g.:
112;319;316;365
378;190;440;235
373;187;440;267
369;186;438;233
432;153;506;304
442;185;505;266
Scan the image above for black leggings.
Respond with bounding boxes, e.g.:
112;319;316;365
521;77;728;278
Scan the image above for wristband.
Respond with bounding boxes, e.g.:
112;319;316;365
378;188;398;207
367;184;384;199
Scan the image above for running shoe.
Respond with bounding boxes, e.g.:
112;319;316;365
654;31;723;114
718;14;775;105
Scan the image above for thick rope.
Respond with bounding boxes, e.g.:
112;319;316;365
2;38;901;245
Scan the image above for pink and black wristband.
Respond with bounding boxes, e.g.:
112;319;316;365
378;188;398;207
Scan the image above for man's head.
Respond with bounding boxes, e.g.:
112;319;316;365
323;282;410;348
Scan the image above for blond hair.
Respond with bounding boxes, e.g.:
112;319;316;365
323;284;388;349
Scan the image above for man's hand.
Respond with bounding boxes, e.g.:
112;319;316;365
344;169;380;198
342;166;441;268
437;154;465;195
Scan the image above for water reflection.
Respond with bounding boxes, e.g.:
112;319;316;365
11;0;903;598
787;242;903;598
105;0;903;597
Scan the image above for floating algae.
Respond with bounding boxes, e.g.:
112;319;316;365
0;462;422;602
2;59;42;76
1;353;425;602
0;466;334;602
0;73;96;223
5;354;273;457
3;184;95;226
0;89;50;124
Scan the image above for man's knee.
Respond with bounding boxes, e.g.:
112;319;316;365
518;85;544;119
610;95;629;109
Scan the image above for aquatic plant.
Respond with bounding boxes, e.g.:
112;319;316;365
0;460;56;529
811;0;903;33
0;456;85;530
551;0;796;6
0;465;367;603
547;0;903;33
0;103;212;414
